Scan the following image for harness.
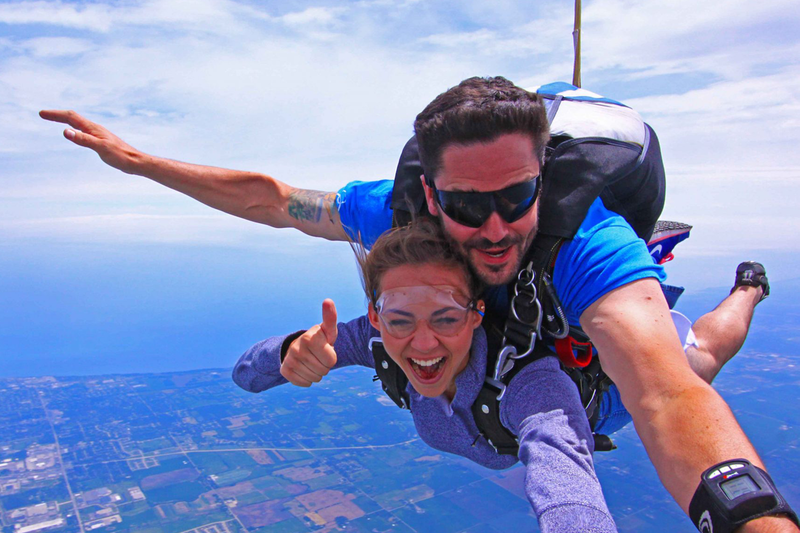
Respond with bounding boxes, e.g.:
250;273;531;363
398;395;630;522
378;83;668;455
370;233;615;454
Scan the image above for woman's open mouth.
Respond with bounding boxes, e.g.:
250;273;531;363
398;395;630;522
408;356;447;382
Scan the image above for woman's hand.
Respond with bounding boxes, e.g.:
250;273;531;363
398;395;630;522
281;299;338;387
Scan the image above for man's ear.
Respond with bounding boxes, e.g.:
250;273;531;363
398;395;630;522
367;304;381;330
420;174;439;216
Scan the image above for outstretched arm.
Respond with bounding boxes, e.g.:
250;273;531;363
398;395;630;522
232;304;376;393
39;110;348;241
582;278;798;532
503;356;617;532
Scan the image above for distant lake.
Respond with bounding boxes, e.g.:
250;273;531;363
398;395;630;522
1;238;798;378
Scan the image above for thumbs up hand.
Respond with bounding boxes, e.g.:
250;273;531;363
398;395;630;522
281;299;339;387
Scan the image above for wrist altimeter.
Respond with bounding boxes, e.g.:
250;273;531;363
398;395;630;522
689;459;799;532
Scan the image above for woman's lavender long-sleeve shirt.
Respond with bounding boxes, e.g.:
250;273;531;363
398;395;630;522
233;316;617;532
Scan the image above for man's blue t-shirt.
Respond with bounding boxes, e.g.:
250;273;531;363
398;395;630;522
554;199;666;323
337;179;666;324
336;180;394;245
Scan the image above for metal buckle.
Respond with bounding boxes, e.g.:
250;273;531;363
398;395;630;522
510;299;541;359
491;261;544;404
368;337;381;352
492;345;517;382
485;377;508;402
499;261;542;359
514;262;536;302
541;272;569;339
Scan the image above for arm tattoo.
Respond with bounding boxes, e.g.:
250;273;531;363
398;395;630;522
288;190;338;224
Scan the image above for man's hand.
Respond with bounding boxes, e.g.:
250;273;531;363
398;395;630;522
281;299;338;387
39;110;140;173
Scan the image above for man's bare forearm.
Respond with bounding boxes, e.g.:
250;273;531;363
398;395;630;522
583;282;758;506
40;110;348;241
118;148;348;240
631;383;796;532
583;280;798;531
631;379;760;509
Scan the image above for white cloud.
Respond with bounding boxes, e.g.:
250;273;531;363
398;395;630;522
0;1;114;31
0;0;270;34
660;167;800;256
627;68;800;171
414;3;574;62
279;6;345;27
0;0;798;255
420;29;497;47
582;0;800;80
18;37;95;57
0;212;323;248
354;0;422;7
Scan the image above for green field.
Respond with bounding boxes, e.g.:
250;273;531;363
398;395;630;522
141;481;206;505
213;468;251;486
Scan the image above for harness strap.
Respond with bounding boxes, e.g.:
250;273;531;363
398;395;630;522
471;234;569;455
369;338;411;410
474;232;617;455
472;381;518;455
472;380;519;455
494;235;564;363
563;357;612;425
473;342;556;455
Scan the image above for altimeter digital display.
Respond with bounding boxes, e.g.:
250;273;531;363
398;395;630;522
720;475;759;500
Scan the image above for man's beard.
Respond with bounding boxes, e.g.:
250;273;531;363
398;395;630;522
447;225;539;287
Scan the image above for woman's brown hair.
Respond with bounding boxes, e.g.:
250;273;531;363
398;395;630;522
353;219;482;306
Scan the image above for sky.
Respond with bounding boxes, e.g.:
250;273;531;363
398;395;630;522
1;0;799;376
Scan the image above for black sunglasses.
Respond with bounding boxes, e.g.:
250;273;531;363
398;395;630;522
431;176;541;228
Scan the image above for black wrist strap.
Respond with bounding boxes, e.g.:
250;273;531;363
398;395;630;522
279;330;307;363
747;467;800;527
690;462;799;532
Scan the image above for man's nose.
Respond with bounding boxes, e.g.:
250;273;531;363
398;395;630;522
478;211;511;243
410;321;439;352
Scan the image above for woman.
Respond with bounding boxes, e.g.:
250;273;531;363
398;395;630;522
233;220;617;532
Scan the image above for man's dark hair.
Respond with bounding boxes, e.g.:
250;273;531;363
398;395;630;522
413;76;550;182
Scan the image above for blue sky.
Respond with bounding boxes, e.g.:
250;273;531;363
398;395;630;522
1;0;799;376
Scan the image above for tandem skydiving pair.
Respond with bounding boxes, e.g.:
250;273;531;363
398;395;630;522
42;77;796;532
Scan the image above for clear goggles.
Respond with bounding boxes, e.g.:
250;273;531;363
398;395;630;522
374;285;482;338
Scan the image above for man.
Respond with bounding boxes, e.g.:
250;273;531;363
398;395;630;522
40;77;797;531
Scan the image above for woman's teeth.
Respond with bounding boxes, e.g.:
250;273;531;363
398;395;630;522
408;357;446;380
411;357;443;367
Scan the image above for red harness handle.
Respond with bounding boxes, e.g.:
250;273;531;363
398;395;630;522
554;336;593;368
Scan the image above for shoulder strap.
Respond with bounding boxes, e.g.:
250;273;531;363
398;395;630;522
369;338;411;410
473;235;620;455
390;136;429;228
471;237;566;456
527;239;615;436
472;341;555;455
